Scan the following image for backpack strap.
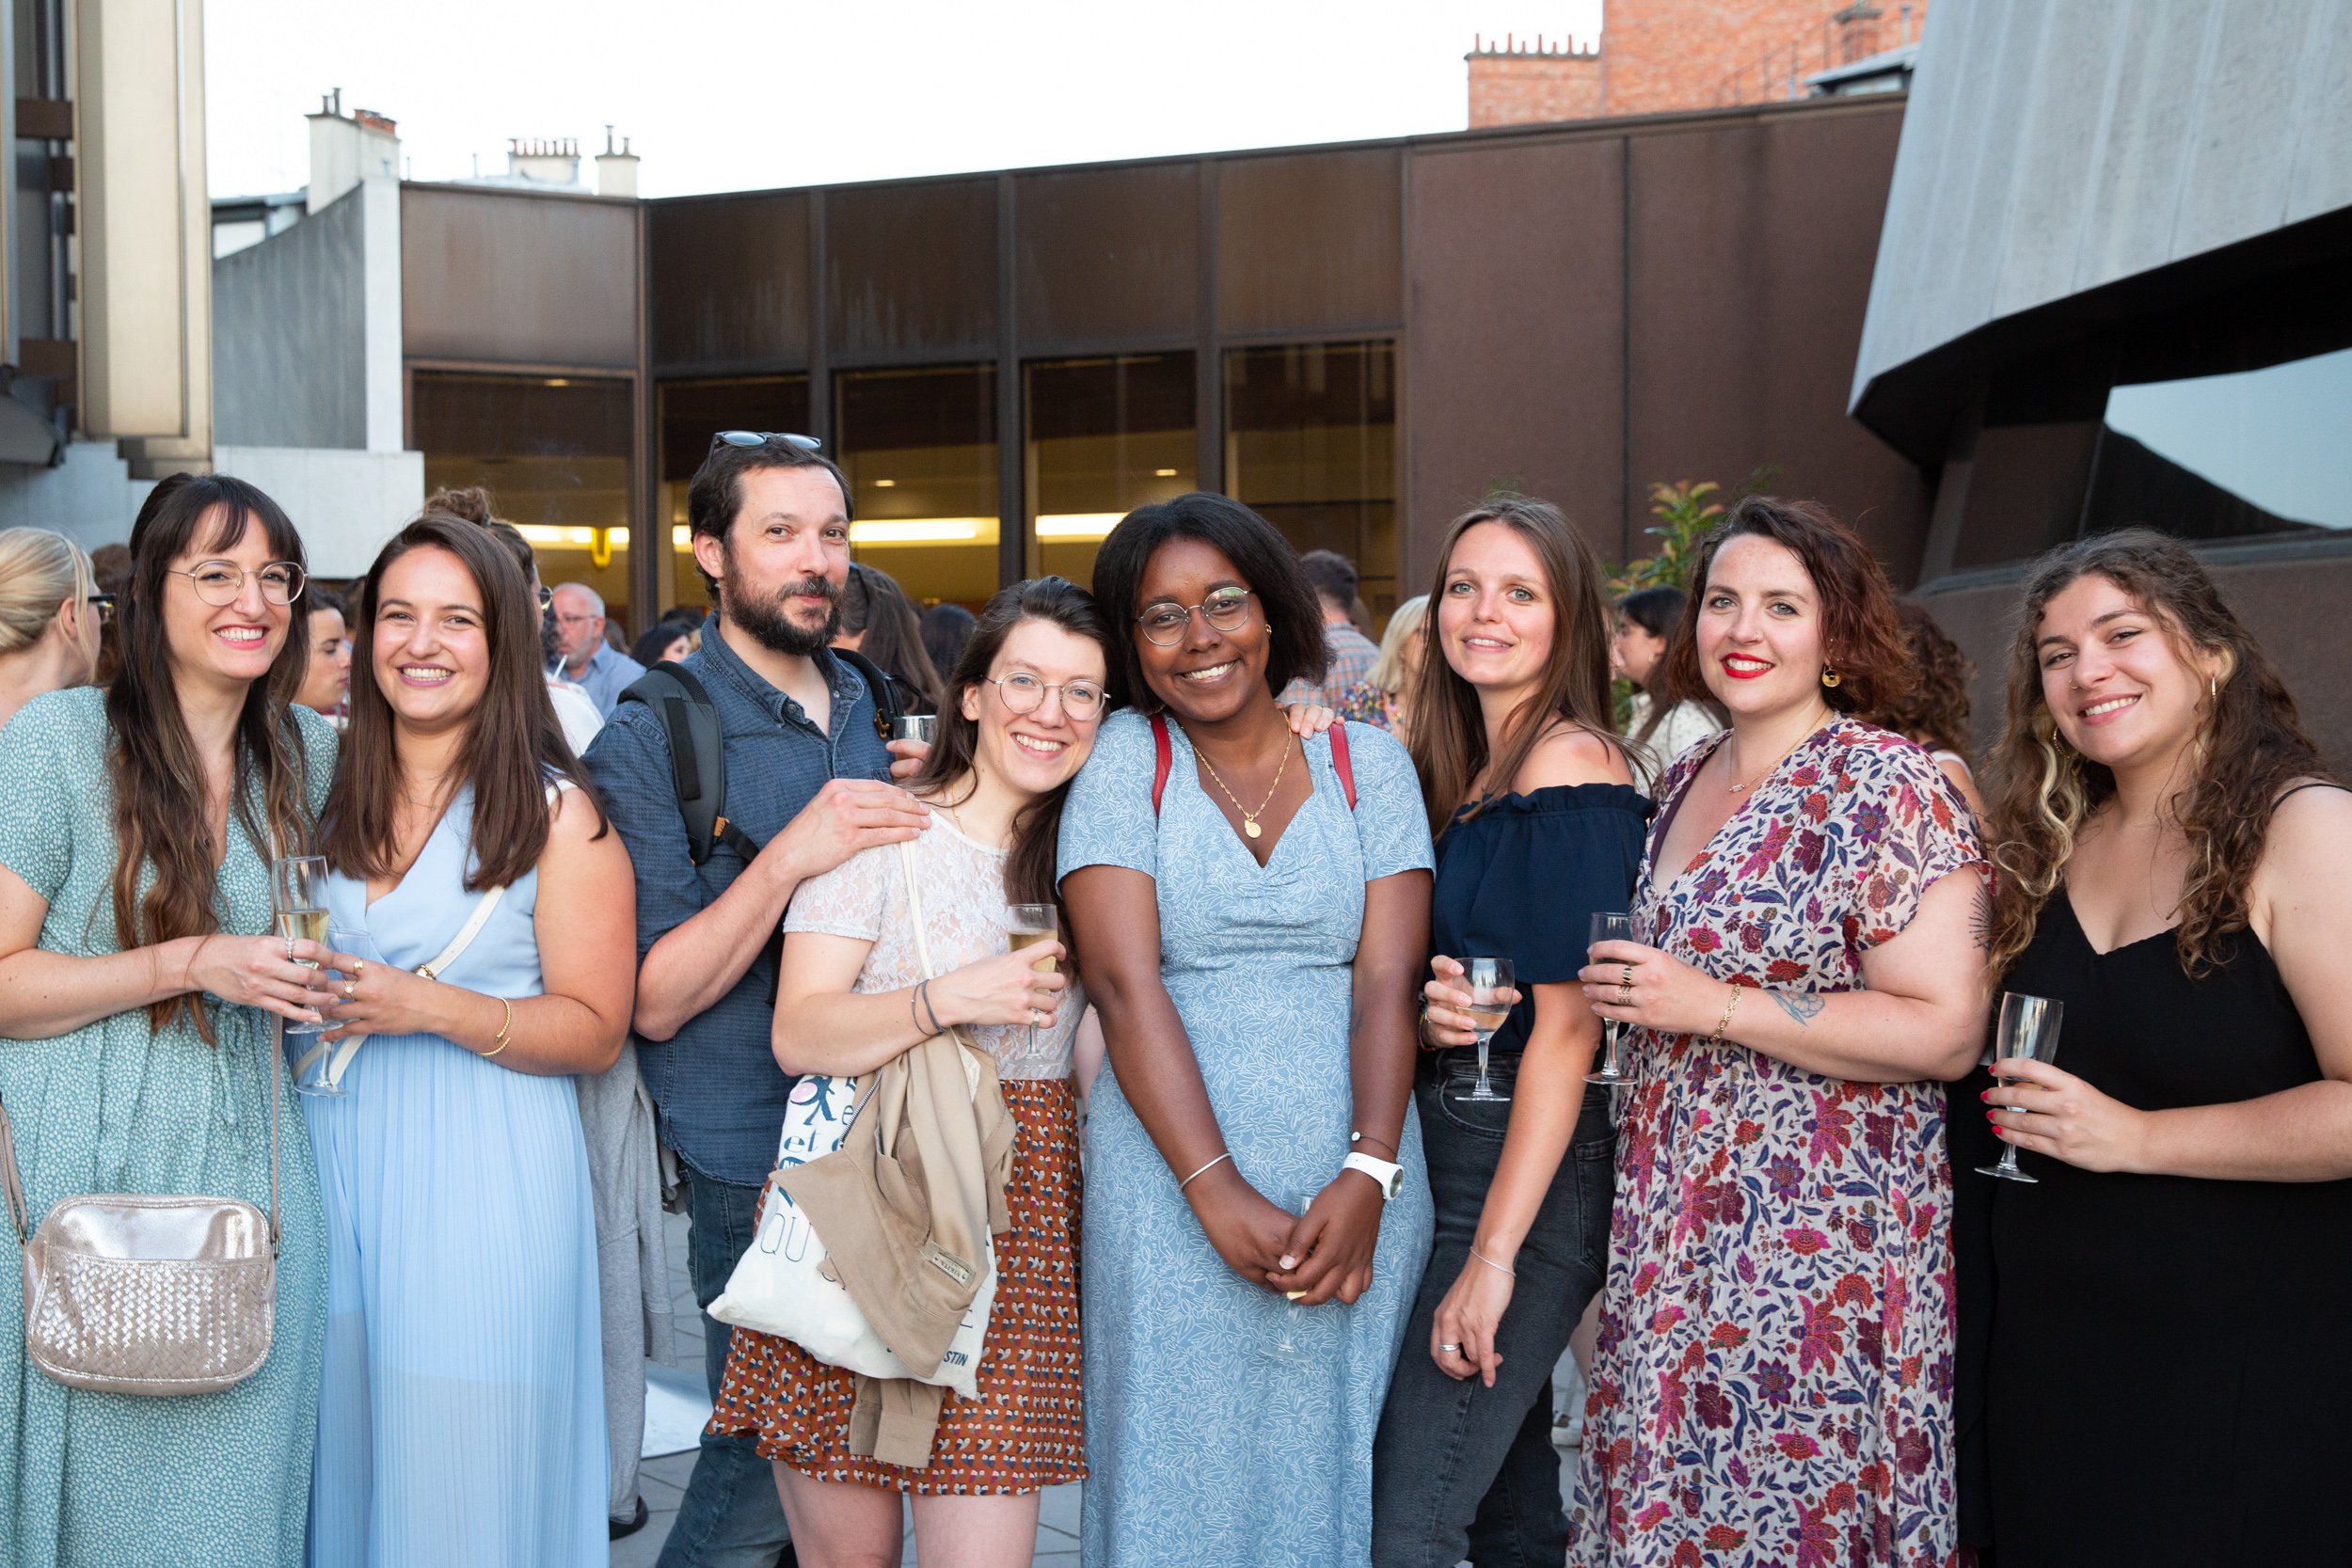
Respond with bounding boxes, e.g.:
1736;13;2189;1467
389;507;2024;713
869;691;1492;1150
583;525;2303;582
616;661;759;866
1329;722;1358;812
1150;714;1173;816
833;647;907;744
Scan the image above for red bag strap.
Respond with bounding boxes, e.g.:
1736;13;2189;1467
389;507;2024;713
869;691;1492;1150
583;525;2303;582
1152;712;1355;814
1329;721;1358;812
1151;713;1173;816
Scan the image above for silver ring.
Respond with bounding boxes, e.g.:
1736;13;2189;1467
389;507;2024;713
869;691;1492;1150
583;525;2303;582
1438;1342;1463;1354
1029;1009;1044;1029
283;935;296;960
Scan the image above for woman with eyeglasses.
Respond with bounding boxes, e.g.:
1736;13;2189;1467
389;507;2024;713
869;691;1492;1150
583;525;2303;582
1059;493;1436;1568
0;527;105;731
0;475;340;1566
707;577;1107;1567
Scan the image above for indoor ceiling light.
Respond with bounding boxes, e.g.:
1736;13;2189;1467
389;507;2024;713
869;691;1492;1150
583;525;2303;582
850;518;998;545
1036;514;1122;541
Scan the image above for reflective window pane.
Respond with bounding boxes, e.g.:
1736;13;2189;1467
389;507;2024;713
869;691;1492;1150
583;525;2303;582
658;376;812;612
411;371;636;628
1025;354;1196;590
1224;341;1399;616
835;365;998;609
2090;345;2352;541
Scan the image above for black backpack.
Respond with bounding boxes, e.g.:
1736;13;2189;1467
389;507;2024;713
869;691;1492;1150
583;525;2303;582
615;646;907;868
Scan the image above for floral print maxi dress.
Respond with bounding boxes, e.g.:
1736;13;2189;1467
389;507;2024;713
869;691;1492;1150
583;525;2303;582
1566;721;1984;1568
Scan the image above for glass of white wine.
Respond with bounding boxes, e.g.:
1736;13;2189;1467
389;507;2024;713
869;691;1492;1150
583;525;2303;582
1454;957;1517;1104
1977;991;2064;1184
271;855;330;1037
1586;911;1641;1086
292;925;370;1096
1261;1180;1315;1366
1005;903;1058;1051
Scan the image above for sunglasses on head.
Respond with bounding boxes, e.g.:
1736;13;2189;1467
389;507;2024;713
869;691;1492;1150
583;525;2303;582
710;430;821;453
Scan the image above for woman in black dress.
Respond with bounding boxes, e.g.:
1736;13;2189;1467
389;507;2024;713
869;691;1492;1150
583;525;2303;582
1959;528;2352;1567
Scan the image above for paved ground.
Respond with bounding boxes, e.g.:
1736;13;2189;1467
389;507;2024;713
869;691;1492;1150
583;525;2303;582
614;1209;1577;1566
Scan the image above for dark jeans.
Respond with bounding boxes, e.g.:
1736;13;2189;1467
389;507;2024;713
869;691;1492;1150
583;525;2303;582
659;1164;794;1568
1371;1055;1616;1568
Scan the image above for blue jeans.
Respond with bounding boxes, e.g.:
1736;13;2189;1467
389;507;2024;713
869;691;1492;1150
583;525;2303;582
1371;1056;1616;1568
659;1164;794;1568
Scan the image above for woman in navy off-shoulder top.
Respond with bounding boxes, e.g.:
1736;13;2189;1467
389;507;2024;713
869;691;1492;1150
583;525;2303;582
1370;497;1650;1567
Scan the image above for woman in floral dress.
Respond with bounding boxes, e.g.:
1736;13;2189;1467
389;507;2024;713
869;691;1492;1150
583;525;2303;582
1568;497;1990;1568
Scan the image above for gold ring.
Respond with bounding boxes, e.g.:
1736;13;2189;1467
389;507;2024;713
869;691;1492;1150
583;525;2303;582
343;982;358;999
1617;982;1632;1005
351;958;364;976
1620;963;1634;989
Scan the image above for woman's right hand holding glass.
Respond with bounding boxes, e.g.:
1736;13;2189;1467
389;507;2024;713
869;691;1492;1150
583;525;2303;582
1422;955;1518;1049
925;942;1069;1031
183;933;340;1024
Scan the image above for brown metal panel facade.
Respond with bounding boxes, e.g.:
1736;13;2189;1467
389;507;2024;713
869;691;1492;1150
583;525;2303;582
1624;104;1927;581
825;177;998;358
1216;148;1403;337
1015;162;1200;349
401;186;640;369
1402;135;1629;592
647;191;810;372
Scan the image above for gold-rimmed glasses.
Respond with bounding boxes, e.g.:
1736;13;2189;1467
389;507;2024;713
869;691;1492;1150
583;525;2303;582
1136;588;1252;646
166;561;307;607
982;672;1107;721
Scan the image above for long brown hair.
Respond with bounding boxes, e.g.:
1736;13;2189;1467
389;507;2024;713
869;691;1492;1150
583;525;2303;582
908;577;1115;909
106;474;319;1041
1985;529;2327;980
842;563;944;711
1407;495;1618;837
322;512;603;893
1877;596;1974;756
1661;495;1909;718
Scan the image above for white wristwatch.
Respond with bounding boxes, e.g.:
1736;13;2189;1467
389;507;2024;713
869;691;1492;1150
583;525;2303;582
1343;1150;1405;1200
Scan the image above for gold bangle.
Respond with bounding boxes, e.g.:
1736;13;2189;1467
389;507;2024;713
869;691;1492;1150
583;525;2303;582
480;996;514;1059
1709;985;1740;1047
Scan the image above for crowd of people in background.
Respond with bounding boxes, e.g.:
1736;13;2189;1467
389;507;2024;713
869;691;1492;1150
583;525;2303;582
0;426;2345;1568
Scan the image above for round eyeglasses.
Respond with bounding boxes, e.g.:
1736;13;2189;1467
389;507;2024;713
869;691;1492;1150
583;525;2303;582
1136;588;1252;646
983;672;1107;721
711;430;821;453
165;561;306;607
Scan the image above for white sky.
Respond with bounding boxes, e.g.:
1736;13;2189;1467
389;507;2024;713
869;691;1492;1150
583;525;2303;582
206;0;1606;200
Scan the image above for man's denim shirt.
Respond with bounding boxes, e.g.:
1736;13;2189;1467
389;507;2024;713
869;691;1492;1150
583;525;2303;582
584;630;889;1187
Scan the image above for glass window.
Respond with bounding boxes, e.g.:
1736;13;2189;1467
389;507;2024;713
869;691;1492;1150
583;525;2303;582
834;364;999;610
658;376;811;612
410;371;637;629
1223;341;1399;618
1025;354;1196;591
2087;345;2352;542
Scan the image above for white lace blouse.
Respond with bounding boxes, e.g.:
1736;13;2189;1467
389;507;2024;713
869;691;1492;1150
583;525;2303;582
780;812;1079;1081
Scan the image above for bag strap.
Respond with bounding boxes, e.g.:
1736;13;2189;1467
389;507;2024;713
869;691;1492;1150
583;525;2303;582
1150;712;1355;815
0;1090;26;1243
836;647;907;744
416;881;507;981
616;661;760;867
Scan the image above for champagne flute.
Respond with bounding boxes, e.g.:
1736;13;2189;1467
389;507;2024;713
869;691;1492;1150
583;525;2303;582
1454;957;1516;1104
1260;1180;1315;1366
1586;911;1640;1086
1005;903;1058;1051
293;925;370;1096
1976;991;2064;1184
271;855;331;1037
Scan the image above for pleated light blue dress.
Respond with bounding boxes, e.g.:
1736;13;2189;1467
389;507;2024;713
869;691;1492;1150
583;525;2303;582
305;788;606;1567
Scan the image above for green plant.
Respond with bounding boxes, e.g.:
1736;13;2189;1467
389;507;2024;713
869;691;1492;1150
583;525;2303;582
1610;465;1781;596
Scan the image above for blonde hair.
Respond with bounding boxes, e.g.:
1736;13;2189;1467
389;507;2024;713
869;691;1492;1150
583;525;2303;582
0;528;95;657
1366;594;1429;695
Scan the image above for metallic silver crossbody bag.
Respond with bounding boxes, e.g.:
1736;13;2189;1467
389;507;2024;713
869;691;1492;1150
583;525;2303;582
0;1017;282;1396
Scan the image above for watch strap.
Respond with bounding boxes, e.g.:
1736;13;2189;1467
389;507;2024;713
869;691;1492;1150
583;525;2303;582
1343;1150;1404;1200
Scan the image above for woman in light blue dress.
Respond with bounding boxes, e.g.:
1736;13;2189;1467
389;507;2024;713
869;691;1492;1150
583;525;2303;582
0;475;339;1568
1060;495;1436;1567
305;510;635;1566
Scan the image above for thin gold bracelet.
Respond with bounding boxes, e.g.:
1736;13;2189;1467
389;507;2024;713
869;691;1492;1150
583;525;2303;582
1708;985;1740;1048
480;996;514;1059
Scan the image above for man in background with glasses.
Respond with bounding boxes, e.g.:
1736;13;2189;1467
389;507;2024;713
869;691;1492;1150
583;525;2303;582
550;581;647;718
584;431;929;1568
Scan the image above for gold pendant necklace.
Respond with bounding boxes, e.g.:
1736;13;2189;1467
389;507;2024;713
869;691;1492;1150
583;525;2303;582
1198;736;1294;839
1725;710;1829;794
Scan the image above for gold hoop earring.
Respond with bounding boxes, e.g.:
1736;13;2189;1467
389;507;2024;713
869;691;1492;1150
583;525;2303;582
1820;669;1841;689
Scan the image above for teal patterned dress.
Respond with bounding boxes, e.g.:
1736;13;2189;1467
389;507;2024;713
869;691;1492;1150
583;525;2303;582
0;688;332;1568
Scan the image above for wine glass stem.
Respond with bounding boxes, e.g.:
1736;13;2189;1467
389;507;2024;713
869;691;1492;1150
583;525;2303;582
1475;1037;1492;1093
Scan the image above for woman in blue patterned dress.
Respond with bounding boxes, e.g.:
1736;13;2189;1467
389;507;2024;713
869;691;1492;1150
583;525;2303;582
1566;497;1990;1568
306;511;634;1565
0;476;340;1568
1059;493;1435;1568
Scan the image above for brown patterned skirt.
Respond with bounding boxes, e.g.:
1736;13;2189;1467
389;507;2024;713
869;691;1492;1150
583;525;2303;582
707;1077;1086;1495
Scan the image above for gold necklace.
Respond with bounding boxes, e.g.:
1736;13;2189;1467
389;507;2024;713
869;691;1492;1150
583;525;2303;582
1724;711;1829;794
1197;736;1295;839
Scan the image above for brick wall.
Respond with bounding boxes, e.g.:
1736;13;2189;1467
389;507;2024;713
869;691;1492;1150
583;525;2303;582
1468;46;1604;128
1606;0;1931;116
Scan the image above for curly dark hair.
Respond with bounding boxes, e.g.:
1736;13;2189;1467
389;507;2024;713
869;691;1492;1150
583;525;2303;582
1983;528;2329;980
1876;596;1974;756
1662;495;1908;717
